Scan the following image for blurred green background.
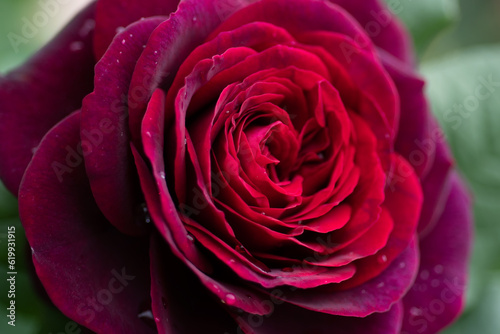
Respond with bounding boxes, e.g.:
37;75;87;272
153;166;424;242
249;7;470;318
0;0;499;333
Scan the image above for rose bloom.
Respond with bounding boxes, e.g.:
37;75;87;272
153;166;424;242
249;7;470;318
0;0;472;333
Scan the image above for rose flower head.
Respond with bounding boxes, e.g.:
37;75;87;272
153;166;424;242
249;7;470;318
0;0;472;333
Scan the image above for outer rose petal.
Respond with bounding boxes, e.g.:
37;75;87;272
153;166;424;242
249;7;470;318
18;112;154;334
236;302;403;334
331;0;414;64
150;234;238;333
0;3;96;194
81;17;166;236
93;0;179;59
402;173;472;334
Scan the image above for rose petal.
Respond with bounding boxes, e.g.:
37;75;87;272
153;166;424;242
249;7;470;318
402;173;472;334
0;3;95;194
93;0;178;58
150;234;237;333
81;17;166;236
18;112;153;333
235;301;403;334
272;237;418;317
331;0;414;64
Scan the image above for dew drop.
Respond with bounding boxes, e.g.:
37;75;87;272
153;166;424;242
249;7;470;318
281;267;294;273
377;282;385;288
192;16;197;22
225;294;236;305
142;45;146;48
225;110;230;114
138;310;154;319
116;26;125;34
187;233;194;242
261;211;266;215
235;245;246;253
129;33;134;38
121;39;126;45
136;203;151;225
184;138;187;145
154;50;159;55
159;171;166;179
116;59;120;63
146;131;152;138
378;254;388;263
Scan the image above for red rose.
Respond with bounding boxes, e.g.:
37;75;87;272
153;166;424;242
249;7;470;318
0;0;472;333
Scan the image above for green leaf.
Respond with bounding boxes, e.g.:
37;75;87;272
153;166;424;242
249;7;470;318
421;45;500;334
384;0;459;55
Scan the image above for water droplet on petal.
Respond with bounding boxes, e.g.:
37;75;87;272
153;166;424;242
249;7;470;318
235;245;245;253
225;294;236;305
154;50;158;55
129;34;134;38
116;59;120;63
187;234;194;242
159;172;166;179
377;282;385;288
137;309;155;328
378;254;388;263
192;16;197;22
121;39;126;45
116;26;125;34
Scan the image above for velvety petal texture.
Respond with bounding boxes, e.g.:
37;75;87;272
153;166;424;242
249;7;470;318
0;0;472;333
19;112;154;334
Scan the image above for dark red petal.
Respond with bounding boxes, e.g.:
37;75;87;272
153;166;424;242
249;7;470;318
93;0;178;59
417;139;454;237
133;148;273;316
150;235;237;333
18;112;153;333
0;4;95;194
402;173;472;334
236;301;403;334
331;0;414;64
272;238;419;317
81;17;165;236
382;50;435;177
338;154;423;289
128;0;259;145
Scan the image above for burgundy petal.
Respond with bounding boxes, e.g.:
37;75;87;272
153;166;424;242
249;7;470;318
402;173;472;334
236;301;403;334
81;17;165;236
150;234;237;333
93;0;179;59
271;238;419;317
0;3;96;194
331;0;414;64
382;50;435;177
18;112;153;334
